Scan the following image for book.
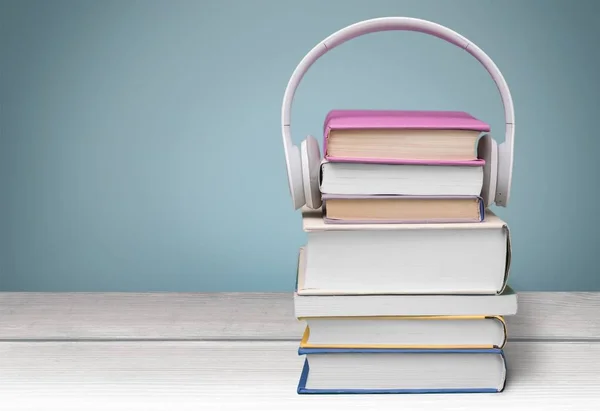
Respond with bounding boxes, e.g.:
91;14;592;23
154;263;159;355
299;316;507;349
323;110;490;164
319;161;484;196
292;107;515;396
300;208;511;295
297;347;506;394
322;194;484;224
293;248;518;317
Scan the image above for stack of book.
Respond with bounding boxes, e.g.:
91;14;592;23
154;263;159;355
293;110;517;394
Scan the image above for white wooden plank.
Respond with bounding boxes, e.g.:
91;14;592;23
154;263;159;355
0;341;597;410
507;292;600;340
0;292;303;340
1;292;599;340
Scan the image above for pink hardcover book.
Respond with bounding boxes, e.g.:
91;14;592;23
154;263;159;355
323;109;490;166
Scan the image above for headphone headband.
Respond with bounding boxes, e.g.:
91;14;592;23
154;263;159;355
281;17;515;208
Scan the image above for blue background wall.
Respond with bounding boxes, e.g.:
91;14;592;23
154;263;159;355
1;0;599;291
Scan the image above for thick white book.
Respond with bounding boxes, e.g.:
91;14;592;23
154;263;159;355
294;247;518;317
301;208;511;295
320;161;484;196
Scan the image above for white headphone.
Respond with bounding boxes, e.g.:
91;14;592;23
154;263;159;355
281;17;515;211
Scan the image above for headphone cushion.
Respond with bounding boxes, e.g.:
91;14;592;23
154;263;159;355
301;136;322;209
495;141;512;207
287;144;306;209
477;134;498;208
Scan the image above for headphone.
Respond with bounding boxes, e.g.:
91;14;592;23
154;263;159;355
281;17;515;211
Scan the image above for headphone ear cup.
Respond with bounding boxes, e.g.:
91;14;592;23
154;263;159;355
301;136;322;209
494;141;512;207
477;134;498;209
287;144;306;209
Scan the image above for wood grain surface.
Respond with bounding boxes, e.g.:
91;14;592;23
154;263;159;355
0;341;597;410
1;292;599;410
0;292;598;340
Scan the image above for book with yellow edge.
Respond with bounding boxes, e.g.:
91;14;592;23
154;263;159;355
298;315;507;350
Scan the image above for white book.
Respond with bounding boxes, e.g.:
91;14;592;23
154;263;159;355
297;348;506;394
300;208;511;295
294;247;518;317
320;161;484;196
300;316;507;349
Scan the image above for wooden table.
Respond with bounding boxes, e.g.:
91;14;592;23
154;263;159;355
0;292;599;410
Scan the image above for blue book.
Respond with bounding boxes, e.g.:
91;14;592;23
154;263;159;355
297;347;506;395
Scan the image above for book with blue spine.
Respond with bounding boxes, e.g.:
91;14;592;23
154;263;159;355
297;347;507;394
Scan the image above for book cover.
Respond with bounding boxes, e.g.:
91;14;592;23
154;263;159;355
298;210;512;296
321;194;485;224
298;315;507;349
323;109;489;165
297;347;507;394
